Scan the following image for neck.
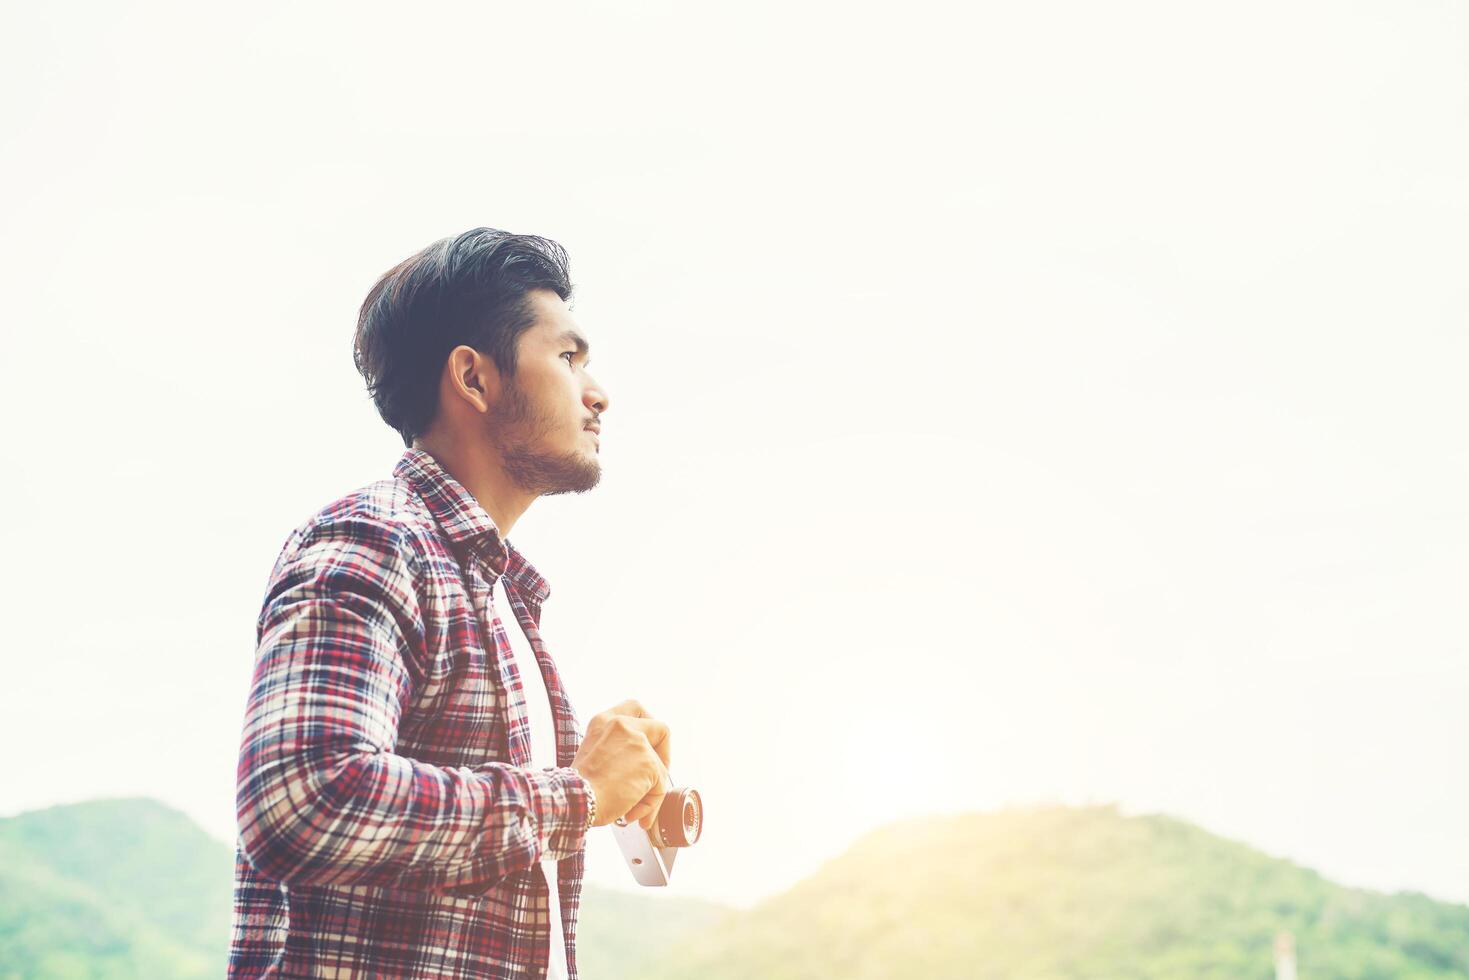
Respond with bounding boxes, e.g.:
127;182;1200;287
412;434;536;541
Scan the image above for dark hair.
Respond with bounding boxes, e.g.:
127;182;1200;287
352;228;575;447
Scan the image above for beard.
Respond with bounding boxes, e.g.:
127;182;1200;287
489;380;602;496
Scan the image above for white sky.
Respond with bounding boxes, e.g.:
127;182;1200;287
1;1;1465;912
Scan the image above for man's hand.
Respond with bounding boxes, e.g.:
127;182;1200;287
570;699;671;831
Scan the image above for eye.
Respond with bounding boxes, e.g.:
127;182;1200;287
561;351;577;367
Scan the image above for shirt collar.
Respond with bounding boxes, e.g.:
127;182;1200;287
393;447;551;605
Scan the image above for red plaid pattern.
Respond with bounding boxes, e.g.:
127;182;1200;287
230;448;592;979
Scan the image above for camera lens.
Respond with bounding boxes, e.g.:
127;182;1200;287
652;787;702;847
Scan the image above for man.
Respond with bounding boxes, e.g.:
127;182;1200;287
231;228;672;979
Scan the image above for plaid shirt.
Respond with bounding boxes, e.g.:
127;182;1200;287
230;447;593;979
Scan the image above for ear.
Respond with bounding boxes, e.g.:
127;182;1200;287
441;345;503;415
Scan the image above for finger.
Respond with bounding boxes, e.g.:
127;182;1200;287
607;699;650;718
645;721;671;773
605;716;672;774
636;755;670;799
630;767;667;813
631;777;668;816
633;808;657;832
619;719;669;772
635;769;670;831
640;799;661;831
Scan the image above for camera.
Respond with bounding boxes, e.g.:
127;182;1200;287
611;785;703;886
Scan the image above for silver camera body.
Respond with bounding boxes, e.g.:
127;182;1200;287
611;786;703;886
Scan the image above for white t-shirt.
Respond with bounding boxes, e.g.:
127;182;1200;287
493;575;570;980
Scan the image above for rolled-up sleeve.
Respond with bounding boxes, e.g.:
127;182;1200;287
234;514;591;895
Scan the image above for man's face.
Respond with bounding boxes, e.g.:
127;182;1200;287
487;289;610;496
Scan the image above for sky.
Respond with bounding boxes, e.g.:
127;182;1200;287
1;0;1466;913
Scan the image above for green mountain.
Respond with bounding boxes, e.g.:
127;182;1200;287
636;804;1469;980
0;798;726;979
5;800;1468;979
575;886;735;977
0;798;233;979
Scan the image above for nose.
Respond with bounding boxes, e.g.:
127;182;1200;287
584;373;611;416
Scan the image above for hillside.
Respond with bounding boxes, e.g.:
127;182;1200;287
636;804;1469;979
0;798;233;979
5;799;1468;978
0;798;726;979
575;886;736;977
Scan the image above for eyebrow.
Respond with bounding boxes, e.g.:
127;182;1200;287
555;329;592;363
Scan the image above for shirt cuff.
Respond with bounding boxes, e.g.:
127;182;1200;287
534;766;593;860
